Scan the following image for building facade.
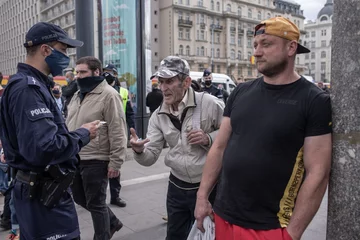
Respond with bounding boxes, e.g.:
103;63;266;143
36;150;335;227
301;0;333;83
153;0;307;80
0;0;76;75
0;0;40;75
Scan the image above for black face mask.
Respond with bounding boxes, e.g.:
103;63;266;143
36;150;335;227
204;80;212;86
52;89;60;95
77;76;104;94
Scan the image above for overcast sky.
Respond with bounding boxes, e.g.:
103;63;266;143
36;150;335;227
295;0;325;21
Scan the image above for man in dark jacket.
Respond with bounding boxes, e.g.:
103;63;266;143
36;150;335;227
146;83;163;114
62;71;77;107
201;69;223;100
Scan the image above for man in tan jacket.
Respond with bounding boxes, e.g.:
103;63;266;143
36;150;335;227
66;56;127;240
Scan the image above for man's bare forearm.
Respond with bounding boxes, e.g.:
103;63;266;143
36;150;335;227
287;173;329;239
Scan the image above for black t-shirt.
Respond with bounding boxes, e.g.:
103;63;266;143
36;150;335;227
213;77;332;230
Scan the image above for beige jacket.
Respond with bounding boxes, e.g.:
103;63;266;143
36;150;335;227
66;80;127;170
134;87;225;183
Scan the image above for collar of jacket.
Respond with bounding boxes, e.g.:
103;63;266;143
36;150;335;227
158;87;198;115
17;63;53;88
77;80;107;96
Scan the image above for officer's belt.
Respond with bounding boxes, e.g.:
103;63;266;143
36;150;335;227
16;170;33;183
16;170;49;184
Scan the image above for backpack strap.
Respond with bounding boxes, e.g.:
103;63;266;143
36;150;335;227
192;92;204;130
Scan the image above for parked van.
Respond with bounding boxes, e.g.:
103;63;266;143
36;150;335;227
189;71;237;93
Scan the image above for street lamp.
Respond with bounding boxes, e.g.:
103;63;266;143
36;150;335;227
210;23;215;72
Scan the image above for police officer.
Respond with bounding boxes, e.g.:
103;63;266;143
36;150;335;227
0;22;99;240
201;69;223;100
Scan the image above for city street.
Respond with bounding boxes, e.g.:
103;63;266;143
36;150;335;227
0;148;327;240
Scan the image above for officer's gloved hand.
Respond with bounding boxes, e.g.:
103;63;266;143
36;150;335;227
81;120;100;139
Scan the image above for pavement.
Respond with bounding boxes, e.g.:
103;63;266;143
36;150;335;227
0;148;327;240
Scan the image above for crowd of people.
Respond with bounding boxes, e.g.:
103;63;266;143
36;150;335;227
0;16;332;240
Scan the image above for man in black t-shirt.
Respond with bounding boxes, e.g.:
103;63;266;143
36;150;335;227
195;17;332;240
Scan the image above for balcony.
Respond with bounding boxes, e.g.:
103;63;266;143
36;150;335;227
178;19;193;27
247;30;254;36
230;26;236;32
238;28;244;34
200;23;206;29
211;24;223;32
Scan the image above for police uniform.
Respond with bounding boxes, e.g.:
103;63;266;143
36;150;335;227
203;84;223;99
0;22;88;240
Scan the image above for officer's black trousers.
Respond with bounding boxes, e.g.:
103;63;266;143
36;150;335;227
72;160;119;240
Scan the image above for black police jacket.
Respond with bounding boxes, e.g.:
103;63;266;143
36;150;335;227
202;84;223;99
0;63;90;172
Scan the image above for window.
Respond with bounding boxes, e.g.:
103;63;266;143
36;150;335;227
238;6;242;16
238;35;242;45
247;67;252;76
185;29;190;39
267;12;271;19
230;20;235;28
200;14;204;23
197;47;200;56
230;49;235;59
216;2;220;11
200;46;205;56
230;34;235;44
179;0;182;4
186;0;190;5
258;11;262;20
305;32;309;38
185;13;190;21
179;45;183;55
311;52;315;59
216;48;220;58
198;0;203;7
305;53;309;60
321;62;326;72
197;30;199;40
238;67;242;76
311;63;315;70
179;28;183;39
247;37;252;47
321;51;326;58
200;30;205;40
248;9;252;18
321;40;326;47
320;16;328;22
311;41;315;48
216;33;220;43
321;29;327;36
216;18;220;25
247;51;252;60
311;31;315;37
217;65;221;73
237;50;242;60
211;0;214;10
186;46;190;55
198;64;204;72
227;4;231;12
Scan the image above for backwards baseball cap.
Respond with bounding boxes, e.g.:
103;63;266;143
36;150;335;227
254;17;310;54
24;22;83;48
203;69;212;77
152;56;190;79
103;63;118;73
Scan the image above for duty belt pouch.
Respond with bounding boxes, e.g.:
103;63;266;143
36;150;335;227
28;172;40;199
40;165;75;208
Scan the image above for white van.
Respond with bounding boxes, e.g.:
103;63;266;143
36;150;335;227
189;71;237;93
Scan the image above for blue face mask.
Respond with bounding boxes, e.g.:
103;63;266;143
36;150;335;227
45;46;70;76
